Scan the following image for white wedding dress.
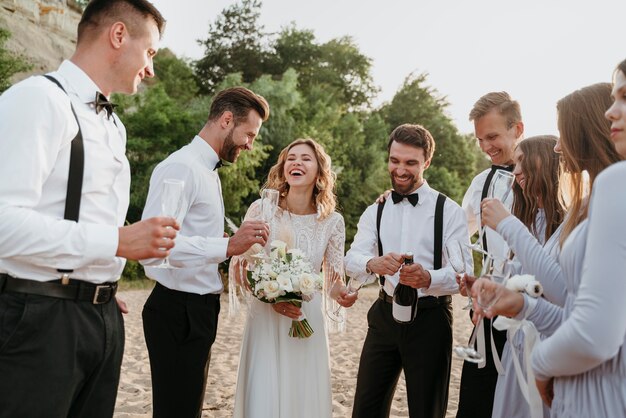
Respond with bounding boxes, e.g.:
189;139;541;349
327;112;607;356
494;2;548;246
232;200;345;418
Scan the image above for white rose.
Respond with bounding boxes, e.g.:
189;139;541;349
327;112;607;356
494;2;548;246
287;248;305;259
299;273;317;296
262;263;278;279
263;280;283;300
276;273;293;292
291;275;301;293
271;240;287;258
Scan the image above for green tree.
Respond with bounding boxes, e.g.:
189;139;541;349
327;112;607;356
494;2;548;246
0;28;31;93
273;27;378;108
153;48;199;104
381;73;478;202
194;0;268;94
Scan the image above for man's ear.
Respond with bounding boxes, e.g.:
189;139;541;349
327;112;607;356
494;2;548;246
514;121;524;139
109;22;127;49
424;158;431;170
220;111;234;129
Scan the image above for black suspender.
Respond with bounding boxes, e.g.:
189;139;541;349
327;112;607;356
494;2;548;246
376;192;447;285
480;168;497;253
433;193;446;269
43;75;85;279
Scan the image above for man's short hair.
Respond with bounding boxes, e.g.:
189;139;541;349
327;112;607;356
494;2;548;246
469;91;522;128
208;87;270;124
78;0;166;42
387;124;435;161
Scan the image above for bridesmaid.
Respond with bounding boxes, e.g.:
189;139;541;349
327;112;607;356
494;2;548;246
482;135;565;418
473;60;626;417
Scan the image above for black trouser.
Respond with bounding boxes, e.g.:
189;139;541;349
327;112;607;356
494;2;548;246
455;317;507;418
142;282;221;418
0;289;124;418
352;297;453;418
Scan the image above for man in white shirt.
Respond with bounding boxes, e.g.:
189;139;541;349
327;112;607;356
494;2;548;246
456;91;524;418
346;124;471;418
0;1;176;417
140;87;270;418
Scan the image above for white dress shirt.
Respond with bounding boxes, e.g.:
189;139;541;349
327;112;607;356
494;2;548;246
0;60;128;284
141;136;229;295
462;167;514;269
345;181;471;297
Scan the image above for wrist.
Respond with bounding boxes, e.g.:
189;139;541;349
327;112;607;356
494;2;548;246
365;258;373;275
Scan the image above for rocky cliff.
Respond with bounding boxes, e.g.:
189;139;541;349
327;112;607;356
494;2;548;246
0;0;81;81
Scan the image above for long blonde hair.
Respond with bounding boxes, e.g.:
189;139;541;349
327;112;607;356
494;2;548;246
557;83;621;246
263;138;337;219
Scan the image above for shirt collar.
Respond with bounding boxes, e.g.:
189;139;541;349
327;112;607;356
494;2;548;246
57;60;107;104
190;135;221;171
403;180;434;206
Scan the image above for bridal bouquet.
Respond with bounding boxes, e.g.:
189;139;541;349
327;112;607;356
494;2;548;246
247;240;324;338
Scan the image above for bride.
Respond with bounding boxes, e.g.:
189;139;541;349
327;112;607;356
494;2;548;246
231;138;356;418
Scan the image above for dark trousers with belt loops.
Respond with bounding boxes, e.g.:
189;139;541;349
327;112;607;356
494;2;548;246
142;282;220;418
352;294;453;418
0;276;124;418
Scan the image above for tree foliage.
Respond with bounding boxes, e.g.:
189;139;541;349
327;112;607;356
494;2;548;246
0;28;32;93
194;0;268;94
380;73;481;202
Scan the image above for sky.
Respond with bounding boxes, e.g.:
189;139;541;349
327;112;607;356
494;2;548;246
149;0;625;137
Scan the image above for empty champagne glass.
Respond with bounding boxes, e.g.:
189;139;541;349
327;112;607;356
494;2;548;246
445;240;471;310
154;178;185;268
453;257;508;363
327;272;370;322
261;189;280;223
467;169;516;253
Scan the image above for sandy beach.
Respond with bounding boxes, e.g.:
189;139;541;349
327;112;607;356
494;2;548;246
114;286;474;418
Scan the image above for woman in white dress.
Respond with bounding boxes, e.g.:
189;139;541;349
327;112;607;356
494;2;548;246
231;138;356;418
473;68;626;417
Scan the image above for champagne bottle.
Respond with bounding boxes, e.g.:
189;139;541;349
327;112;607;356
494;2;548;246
392;252;417;324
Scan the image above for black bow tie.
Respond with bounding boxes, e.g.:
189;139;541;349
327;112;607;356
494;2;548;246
492;164;515;172
93;92;117;118
391;190;419;206
214;160;223;171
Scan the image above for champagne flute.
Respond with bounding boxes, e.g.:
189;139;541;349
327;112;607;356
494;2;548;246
467;169;516;253
453;256;507;363
261;189;280;223
327;272;370;322
445;240;471;310
154;178;185;268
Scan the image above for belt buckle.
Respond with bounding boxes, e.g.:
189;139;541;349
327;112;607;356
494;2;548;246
92;285;111;304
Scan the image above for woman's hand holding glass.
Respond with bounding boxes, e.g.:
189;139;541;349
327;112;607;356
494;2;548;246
469;278;525;322
480;198;513;231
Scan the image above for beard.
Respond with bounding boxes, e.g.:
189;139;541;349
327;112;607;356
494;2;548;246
221;127;243;163
390;172;418;195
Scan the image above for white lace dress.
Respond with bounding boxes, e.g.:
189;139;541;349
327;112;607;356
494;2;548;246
232;200;345;418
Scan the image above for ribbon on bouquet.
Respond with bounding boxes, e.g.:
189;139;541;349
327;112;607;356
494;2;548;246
494;317;543;418
475;318;505;375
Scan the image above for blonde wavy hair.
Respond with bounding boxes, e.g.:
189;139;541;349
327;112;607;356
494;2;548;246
263;138;337;220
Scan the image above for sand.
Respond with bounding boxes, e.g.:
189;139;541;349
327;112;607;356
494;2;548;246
114;286;474;418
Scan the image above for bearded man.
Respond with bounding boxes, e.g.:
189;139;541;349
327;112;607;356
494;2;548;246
345;123;471;418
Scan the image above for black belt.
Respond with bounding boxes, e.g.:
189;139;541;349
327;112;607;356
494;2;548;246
378;289;451;309
0;273;117;304
154;282;220;305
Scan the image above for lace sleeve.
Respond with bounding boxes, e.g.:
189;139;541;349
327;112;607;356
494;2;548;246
322;214;347;333
323;213;346;281
227;199;263;317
